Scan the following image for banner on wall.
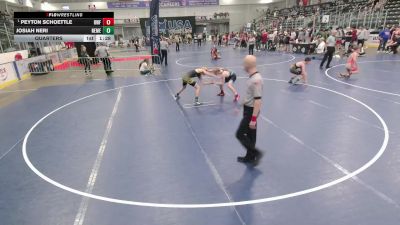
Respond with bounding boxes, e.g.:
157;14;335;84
150;0;161;62
107;0;218;8
0;63;18;87
367;33;380;45
140;16;195;37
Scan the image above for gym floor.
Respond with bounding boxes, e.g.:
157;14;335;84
0;45;400;225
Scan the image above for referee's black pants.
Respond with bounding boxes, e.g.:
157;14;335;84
161;49;168;66
100;57;112;73
236;105;257;159
320;46;335;68
249;44;255;55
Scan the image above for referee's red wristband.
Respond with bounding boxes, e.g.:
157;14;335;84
251;116;257;122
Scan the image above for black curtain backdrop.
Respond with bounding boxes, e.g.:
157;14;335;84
140;16;196;37
149;0;160;63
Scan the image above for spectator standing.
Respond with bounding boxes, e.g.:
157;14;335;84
357;27;368;48
240;33;248;48
134;38;139;52
248;35;256;55
188;33;193;44
344;28;353;54
283;31;290;52
160;38;169;66
378;26;391;52
80;45;92;77
174;34;180;52
298;29;305;43
305;29;311;43
261;30;268;50
336;27;345;51
290;29;296;42
351;26;358;44
316;37;326;58
197;33;203;46
290;29;296;52
255;32;262;52
218;34;222;46
365;28;370;48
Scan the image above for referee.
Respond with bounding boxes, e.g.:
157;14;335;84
95;43;112;76
236;55;263;166
320;30;336;69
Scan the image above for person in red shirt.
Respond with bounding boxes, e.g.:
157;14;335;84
261;30;268;50
351;27;358;43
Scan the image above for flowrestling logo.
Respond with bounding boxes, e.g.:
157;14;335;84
0;67;7;81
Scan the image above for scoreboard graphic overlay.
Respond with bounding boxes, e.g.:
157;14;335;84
14;12;115;42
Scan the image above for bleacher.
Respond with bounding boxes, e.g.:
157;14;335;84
0;29;14;52
384;0;400;26
255;0;398;31
0;11;14;51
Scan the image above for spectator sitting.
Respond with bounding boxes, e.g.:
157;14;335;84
139;58;154;76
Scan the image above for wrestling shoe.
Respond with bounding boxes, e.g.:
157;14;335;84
252;149;264;167
234;94;240;102
194;101;202;106
217;91;225;96
237;156;254;164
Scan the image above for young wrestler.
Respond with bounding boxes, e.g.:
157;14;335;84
175;68;216;106
211;45;221;60
211;68;240;101
339;45;360;78
288;57;311;84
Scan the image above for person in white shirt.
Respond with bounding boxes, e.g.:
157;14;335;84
174;35;180;52
364;28;370;49
357;27;368;48
316;38;326;56
160;38;169;66
248;35;256;55
290;30;297;52
139;58;153;76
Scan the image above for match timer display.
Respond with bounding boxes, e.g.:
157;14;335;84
14;12;115;42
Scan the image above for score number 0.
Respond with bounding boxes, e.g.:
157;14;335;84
102;18;114;35
103;18;114;26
